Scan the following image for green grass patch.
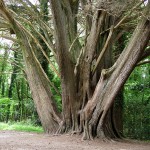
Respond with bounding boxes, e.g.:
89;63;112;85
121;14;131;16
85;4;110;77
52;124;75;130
0;122;44;133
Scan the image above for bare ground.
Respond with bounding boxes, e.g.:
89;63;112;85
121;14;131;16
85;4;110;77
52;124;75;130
0;130;149;150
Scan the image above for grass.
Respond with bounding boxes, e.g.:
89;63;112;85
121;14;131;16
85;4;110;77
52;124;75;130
0;122;44;133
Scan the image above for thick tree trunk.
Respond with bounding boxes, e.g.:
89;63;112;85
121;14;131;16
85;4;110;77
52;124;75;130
23;49;61;133
50;0;80;132
81;11;150;139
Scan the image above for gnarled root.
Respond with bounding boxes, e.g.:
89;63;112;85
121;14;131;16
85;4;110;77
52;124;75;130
56;121;66;134
82;120;93;140
70;130;81;136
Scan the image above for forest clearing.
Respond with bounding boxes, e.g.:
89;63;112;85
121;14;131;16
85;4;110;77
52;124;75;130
0;130;150;150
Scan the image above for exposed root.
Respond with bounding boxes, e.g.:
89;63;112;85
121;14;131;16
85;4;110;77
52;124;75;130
101;137;116;143
70;130;81;136
102;137;110;142
82;121;93;140
97;126;117;143
56;121;66;134
52;133;61;136
79;100;96;140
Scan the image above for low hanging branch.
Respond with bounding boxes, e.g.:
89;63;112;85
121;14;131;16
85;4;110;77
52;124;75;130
69;29;84;52
137;60;150;66
10;9;56;56
9;9;60;77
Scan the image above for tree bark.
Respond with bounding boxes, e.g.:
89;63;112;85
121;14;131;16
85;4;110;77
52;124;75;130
50;0;80;132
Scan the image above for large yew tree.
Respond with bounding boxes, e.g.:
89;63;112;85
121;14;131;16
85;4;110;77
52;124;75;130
0;0;149;140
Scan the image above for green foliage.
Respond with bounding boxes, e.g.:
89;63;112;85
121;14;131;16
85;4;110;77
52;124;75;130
0;122;43;133
0;97;10;105
0;97;10;120
49;67;62;112
123;62;150;140
0;96;39;124
54;95;62;111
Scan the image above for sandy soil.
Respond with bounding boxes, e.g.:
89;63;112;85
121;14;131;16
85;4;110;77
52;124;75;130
0;130;149;150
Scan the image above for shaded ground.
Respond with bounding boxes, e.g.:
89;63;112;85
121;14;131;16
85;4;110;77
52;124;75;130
0;130;149;150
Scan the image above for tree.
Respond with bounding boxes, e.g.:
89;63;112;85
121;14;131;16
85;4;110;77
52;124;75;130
0;48;8;97
124;60;150;140
0;0;149;140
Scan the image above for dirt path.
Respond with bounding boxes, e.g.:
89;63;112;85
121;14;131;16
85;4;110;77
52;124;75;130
0;130;149;150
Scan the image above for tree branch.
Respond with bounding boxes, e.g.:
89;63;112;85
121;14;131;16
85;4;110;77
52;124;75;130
0;35;17;42
137;60;150;66
92;25;114;75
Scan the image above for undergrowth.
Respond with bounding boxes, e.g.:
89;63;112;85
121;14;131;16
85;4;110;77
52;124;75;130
0;121;44;133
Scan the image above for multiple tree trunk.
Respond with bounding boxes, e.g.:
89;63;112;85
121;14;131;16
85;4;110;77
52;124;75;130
0;0;150;140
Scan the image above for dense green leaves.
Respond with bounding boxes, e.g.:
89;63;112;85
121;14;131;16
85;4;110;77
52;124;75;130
124;63;150;140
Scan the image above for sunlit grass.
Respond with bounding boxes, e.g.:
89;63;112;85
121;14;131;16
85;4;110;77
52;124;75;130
0;122;44;133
